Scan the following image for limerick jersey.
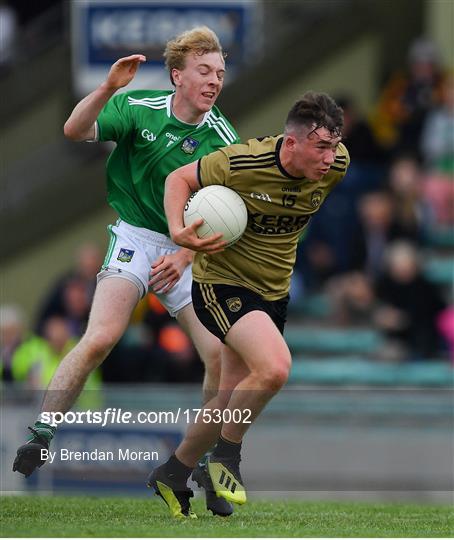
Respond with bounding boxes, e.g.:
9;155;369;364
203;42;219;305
97;90;239;234
194;135;350;300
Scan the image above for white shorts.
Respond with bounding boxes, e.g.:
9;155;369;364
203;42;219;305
98;219;193;317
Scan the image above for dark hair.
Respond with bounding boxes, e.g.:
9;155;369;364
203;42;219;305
285;91;344;137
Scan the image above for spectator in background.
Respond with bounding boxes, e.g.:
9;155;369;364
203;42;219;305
336;95;385;164
36;243;102;336
371;37;446;158
374;241;446;361
143;293;174;335
437;307;454;364
420;73;454;174
386;154;434;239
159;324;203;384
327;271;377;327
0;305;28;381
101;292;204;384
11;315;102;409
12;316;77;388
420;73;454;225
101;294;171;384
140;294;202;384
295;237;338;294
59;277;91;337
349;191;420;278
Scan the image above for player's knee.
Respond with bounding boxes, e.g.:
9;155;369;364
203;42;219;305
82;329;120;364
204;350;221;378
261;358;290;392
200;344;221;379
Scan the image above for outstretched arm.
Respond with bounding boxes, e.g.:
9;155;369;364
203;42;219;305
165;161;226;254
63;54;146;141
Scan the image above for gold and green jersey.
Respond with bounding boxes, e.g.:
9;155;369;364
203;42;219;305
194;135;350;300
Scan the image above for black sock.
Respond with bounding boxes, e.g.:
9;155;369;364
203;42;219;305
212;435;242;459
165;454;193;482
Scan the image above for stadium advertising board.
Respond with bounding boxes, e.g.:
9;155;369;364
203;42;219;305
71;0;261;96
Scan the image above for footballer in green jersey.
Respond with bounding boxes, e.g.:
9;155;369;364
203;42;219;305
97;89;239;235
14;27;239;519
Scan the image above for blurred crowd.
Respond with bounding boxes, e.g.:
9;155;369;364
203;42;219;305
1;244;204;388
1;28;453;386
293;37;453;363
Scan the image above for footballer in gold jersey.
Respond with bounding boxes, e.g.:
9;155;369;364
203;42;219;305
194;134;349;301
163;92;349;510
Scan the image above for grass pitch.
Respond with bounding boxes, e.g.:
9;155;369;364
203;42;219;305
0;495;453;537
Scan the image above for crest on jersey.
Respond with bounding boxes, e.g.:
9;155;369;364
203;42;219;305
117;248;135;263
226;297;242;313
181;137;199;154
311;189;323;208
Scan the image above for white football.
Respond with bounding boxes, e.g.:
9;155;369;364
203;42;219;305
184;185;248;247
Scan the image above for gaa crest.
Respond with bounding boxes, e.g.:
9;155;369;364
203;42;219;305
310;189;323;208
226;297;242;312
117;248;135;263
181;137;199;154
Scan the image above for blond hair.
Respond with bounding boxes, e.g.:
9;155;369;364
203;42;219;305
164;26;225;85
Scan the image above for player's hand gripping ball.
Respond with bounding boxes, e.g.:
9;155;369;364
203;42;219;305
184;186;248;247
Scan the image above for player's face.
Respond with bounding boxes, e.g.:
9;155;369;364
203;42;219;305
173;52;225;114
292;127;341;180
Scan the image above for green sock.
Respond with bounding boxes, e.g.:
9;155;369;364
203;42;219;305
27;421;56;444
199;451;215;467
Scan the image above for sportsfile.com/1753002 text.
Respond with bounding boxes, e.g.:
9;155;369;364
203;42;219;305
40;408;252;427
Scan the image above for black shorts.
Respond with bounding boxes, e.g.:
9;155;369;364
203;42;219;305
192;281;289;343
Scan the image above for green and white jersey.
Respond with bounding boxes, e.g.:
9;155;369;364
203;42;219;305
96;90;240;234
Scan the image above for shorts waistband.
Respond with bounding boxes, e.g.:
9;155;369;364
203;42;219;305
116;219;176;249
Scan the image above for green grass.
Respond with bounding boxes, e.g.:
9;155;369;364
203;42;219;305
0;495;453;537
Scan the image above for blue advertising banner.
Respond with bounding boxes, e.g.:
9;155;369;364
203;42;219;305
71;0;262;96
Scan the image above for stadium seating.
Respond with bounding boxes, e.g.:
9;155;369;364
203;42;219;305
424;255;454;285
284;326;383;355
289;358;453;386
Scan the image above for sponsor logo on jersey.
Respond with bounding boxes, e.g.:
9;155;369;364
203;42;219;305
165;132;181;147
117;248;135;263
282;186;301;193
250;213;310;234
141;129;156;142
250;192;272;202
226;297;242;312
311;189;323;208
181;137;200;154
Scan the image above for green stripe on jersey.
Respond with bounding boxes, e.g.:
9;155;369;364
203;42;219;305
103;224;117;268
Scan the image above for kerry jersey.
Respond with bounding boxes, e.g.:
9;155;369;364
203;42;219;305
194;135;350;300
96;90;240;234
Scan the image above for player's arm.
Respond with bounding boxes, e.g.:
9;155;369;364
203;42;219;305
165;161;226;254
63;54;146;141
